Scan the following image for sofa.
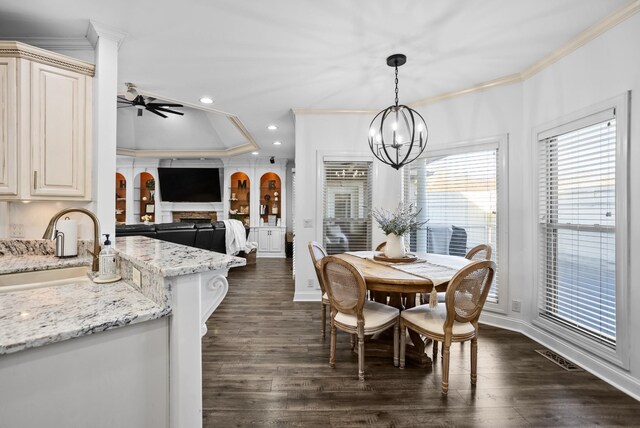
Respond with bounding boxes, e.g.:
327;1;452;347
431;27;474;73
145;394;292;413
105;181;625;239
115;222;249;254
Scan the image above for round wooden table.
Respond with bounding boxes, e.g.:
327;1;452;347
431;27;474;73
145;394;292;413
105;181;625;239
334;252;470;367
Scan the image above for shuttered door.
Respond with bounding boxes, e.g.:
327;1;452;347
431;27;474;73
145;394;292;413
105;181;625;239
322;161;372;254
538;111;617;347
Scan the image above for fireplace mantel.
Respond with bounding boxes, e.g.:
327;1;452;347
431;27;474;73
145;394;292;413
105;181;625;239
159;202;224;224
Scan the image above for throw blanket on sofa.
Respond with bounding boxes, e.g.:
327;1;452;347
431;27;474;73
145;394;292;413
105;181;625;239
223;219;248;255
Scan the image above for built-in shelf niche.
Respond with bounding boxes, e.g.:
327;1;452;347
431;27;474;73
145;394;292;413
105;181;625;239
229;171;250;226
139;171;155;223
259;172;281;226
115;173;126;224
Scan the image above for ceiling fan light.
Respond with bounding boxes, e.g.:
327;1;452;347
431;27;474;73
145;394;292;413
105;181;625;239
124;82;138;101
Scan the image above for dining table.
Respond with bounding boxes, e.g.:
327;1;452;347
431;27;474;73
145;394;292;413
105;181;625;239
332;251;472;367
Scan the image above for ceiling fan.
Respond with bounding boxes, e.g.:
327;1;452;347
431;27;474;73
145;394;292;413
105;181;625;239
117;83;184;118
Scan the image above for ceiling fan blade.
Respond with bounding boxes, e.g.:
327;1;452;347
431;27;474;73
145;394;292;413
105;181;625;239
147;103;183;108
146;107;167;118
117;96;132;103
146;97;156;103
138;109;143;117
152;106;185;116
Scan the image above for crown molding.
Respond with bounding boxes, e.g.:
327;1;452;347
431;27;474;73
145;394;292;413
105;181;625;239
0;40;95;76
520;0;640;80
0;37;92;51
86;20;127;49
293;0;640;113
116;144;258;158
409;73;522;107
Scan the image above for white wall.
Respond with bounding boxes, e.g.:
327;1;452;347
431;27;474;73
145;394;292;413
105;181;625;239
513;13;640;397
293;113;403;300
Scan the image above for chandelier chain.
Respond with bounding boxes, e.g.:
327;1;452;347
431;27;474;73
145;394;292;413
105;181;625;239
394;66;399;107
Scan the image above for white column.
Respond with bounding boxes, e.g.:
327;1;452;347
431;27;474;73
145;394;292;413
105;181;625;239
87;21;126;244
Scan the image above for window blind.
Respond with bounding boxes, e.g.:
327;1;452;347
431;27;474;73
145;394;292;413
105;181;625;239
538;117;616;347
322;161;372;255
405;149;500;303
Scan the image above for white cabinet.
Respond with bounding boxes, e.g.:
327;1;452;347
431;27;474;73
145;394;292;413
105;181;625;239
0;57;17;196
257;227;284;257
0;41;94;200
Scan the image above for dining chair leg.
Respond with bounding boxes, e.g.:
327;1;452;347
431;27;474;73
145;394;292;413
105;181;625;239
393;322;399;367
329;319;336;369
357;328;365;382
399;322;406;369
432;340;439;362
321;302;327;338
441;338;452;396
471;336;478;385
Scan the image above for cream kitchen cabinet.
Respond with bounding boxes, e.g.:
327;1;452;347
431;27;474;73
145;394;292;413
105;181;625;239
0;41;94;200
257;227;285;257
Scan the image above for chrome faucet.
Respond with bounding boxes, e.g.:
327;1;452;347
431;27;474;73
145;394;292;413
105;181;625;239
43;208;101;272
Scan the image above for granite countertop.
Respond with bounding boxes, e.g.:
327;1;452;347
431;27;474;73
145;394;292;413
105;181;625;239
115;235;245;277
0;254;93;275
0;278;169;355
0;236;244;355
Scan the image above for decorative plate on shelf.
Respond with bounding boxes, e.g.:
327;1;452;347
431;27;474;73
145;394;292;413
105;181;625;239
373;253;418;263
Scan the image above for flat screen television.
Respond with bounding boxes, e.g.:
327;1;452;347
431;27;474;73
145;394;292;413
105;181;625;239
157;168;222;202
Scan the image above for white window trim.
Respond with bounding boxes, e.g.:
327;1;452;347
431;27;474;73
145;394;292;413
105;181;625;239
315;151;376;245
409;135;510;315
531;92;630;369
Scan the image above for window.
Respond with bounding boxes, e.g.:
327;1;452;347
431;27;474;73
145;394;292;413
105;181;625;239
536;95;629;366
405;143;502;305
322;161;372;254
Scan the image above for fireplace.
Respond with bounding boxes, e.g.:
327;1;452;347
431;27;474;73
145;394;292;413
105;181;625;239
172;211;217;223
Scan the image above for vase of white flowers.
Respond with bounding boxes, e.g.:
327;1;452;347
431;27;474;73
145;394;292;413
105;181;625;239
372;203;428;258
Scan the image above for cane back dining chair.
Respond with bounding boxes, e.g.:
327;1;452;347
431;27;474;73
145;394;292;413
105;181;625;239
321;256;400;381
400;260;496;395
431;243;494;355
465;244;492;262
308;241;330;338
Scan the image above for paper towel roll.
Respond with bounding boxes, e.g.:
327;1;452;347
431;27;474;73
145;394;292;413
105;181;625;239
57;218;78;257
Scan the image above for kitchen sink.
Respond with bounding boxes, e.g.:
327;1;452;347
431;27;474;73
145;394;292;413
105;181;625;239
0;266;91;293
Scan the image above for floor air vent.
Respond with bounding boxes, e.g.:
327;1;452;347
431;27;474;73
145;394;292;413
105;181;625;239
535;349;584;371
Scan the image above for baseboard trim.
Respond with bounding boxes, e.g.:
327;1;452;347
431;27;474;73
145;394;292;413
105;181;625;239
480;312;640;401
293;290;321;302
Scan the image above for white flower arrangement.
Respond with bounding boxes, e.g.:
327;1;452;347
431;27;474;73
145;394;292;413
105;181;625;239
371;202;428;236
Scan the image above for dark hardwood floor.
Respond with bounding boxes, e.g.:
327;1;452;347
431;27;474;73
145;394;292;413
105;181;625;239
202;258;640;427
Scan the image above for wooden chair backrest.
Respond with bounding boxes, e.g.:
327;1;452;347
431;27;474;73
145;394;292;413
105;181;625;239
465;244;492;262
321;256;366;319
308;241;328;294
444;260;496;327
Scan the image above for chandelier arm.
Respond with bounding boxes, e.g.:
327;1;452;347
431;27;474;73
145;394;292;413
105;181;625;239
378;107;398;166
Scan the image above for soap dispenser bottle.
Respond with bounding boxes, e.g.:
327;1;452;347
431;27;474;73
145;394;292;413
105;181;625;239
98;234;117;280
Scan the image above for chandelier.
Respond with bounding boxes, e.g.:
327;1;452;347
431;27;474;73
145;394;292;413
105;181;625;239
368;54;428;170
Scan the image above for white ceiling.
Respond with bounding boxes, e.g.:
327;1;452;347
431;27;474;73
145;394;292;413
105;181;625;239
0;0;631;160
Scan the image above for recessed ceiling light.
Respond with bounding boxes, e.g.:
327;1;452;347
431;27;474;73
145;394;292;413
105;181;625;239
199;97;213;104
267;125;278;130
273;141;282;145
251;151;259;155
